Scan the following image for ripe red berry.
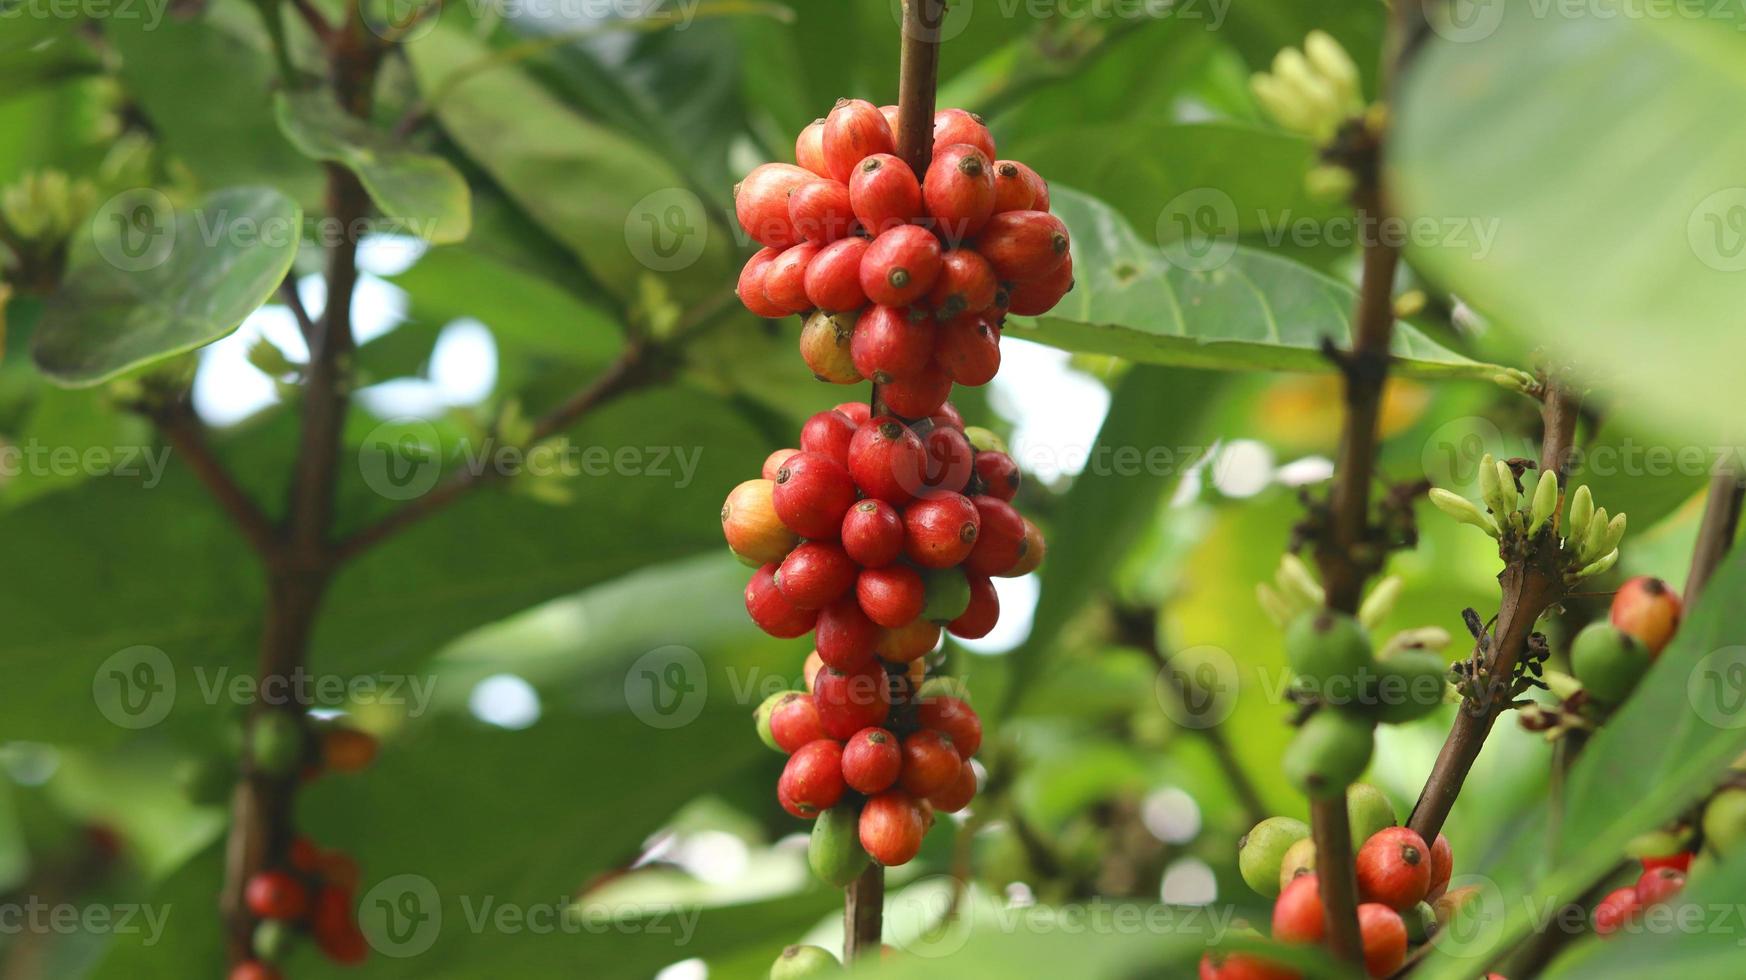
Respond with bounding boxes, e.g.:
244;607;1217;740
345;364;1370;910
1197;951;1295;980
1355;827;1432;910
848;416;928;505
842;727;903;794
814;661;891;739
849;153;921;234
777;541;858;610
1012;160;1049;210
932;108;995;161
763;241;822;314
772;451;857;539
877;104;900;139
928;759;978;813
735;162;814;248
926;249;998;320
769;692;826;753
973;451;1020;501
876;619;940;663
880;361;954;419
1641;851;1693;874
311;886;367;964
230;962;282;980
904;492;980;568
1427;833;1453;899
289;836;322;873
1593;885;1641;936
736;246;788;318
779;740;846;817
922;424;974;495
934;314;1001;387
1006;253;1073;316
1357;903;1407;977
851;304;934;383
814;596;882;670
842;499;905;567
1611;575;1682;655
1272;873;1325;943
923;143;996;241
795;118;829;177
859;790;926;866
245;870;308;920
1635;866;1686;906
948;573;999;639
856;565;927;628
803;236;871;313
977;209;1070;282
834;401;872;426
917;694;981;758
860;226;942;307
962;495;1025;576
762;448;800;481
800;409;858;465
788;178;856;245
990;160;1036;213
898;730;961;797
746;563;819;638
822;98;895;182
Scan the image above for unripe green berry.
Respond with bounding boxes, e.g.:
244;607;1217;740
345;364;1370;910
250;712;305;776
770;943;840;979
1703;788;1746;857
1570;623;1650;703
808;806;869;888
1284;709;1374;799
1237;816;1310;898
1346;782;1398;848
1285;610;1374;688
754;691;789;753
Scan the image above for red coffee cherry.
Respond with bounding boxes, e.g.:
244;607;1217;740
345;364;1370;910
1641;851;1693;874
990;161;1036;213
230;962;282;980
763;241;822;314
1635;866;1687;907
878;104;901;140
849;153;922;234
289;836;322;873
814;661;891;739
772;451;856;539
848;416;928;505
779;739;846;817
851;305;934;383
777;541;858;610
311;886;367;965
1005;252;1073;316
761;449;799;481
928;759;978;813
244;870;308;920
977;209;1070;282
1197;951;1296;980
923;143;996;241
876;618;940;663
904;492;980;568
916;694;981;758
1272;873;1325;943
1355;827;1432;910
934;314;1001;387
1427;833;1453;900
800;409;858;465
769;692;827;753
879;361;953;419
973;451;1020;501
746;563;818;639
842;499;905;568
1012;160;1049;211
735;162;814;247
1610;575;1682;655
842;727;903;794
926;249;998;320
788;179;856;245
795;118;829;177
964;495;1025;576
948;574;999;639
736;246;788;318
932;108;995;160
859;790;926;866
803;236;871;313
860;226;942;307
822;98;895;182
1358;903;1407;977
856;565;927;629
922;424;974;495
834;401;873;426
814;596;882;670
897;730;961;797
929;401;965;430
1593;885;1641;936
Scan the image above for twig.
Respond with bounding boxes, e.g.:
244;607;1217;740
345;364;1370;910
279;277;316;343
147;401;280;558
843;866;884;959
1684;463;1745;605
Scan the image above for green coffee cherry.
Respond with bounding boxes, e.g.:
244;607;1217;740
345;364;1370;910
754;691;789;753
1703;788;1746;856
809;806;870;888
1404;901;1438;945
1238;816;1310;898
1278;836;1317;892
922;568;972;624
253;919;295;962
1570;623;1650;703
770;944;840;979
963;426;1006;454
1363;650;1449;724
1625;826;1693;859
176;757;235;806
1346;782;1397;847
1284;710;1374;799
1286;610;1374;688
250;712;305;776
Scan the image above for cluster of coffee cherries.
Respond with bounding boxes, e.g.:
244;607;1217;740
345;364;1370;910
733;99;1073;419
231;837;368;979
1208;784;1463;979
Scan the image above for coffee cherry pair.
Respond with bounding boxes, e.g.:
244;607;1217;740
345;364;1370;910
1568;575;1683;705
1593;865;1689;937
237;836;367;975
250;711;380;781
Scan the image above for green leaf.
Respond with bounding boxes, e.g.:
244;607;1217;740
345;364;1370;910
1010;189;1498;381
274;90;472;245
1391;5;1746;441
32;186;302;387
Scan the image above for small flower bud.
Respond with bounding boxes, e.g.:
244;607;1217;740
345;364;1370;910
1276;553;1325;609
1429;488;1499;537
1257;583;1293;628
1478;453;1503;513
1543;669;1584;701
1580;506;1611;563
1571;547;1620;581
1304;30;1362;113
1304;164;1356;203
1567;485;1594;541
1600;511;1628;556
1358;575;1402;631
1494;459;1519;514
1529;469;1559;535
